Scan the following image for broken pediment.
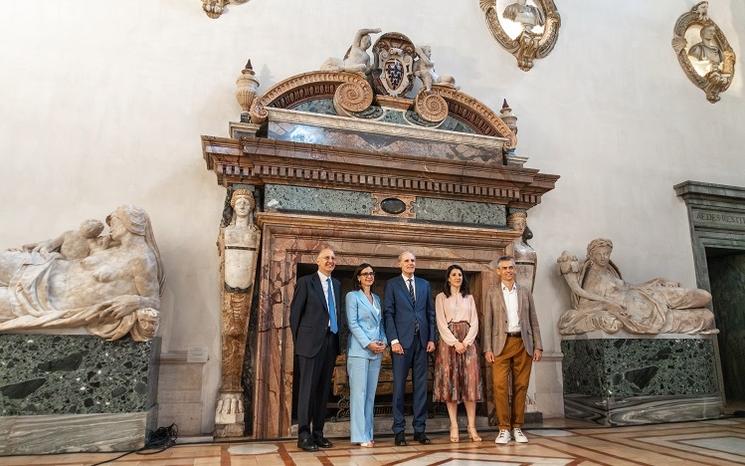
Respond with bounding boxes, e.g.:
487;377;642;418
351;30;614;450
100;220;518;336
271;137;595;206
239;29;517;150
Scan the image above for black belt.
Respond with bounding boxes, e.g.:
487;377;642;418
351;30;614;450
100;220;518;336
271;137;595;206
507;332;521;337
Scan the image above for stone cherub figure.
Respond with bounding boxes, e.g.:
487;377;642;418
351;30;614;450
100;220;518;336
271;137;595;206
413;45;457;91
321;28;382;74
503;0;545;31
0;205;164;341
14;219;111;260
557;238;717;335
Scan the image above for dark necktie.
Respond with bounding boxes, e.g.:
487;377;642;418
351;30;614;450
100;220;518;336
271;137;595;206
326;278;338;334
407;278;416;303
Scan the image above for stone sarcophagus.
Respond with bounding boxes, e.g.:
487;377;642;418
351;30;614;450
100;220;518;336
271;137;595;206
203;29;558;439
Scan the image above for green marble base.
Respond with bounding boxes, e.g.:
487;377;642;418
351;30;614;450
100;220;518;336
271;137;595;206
561;336;721;425
0;334;160;454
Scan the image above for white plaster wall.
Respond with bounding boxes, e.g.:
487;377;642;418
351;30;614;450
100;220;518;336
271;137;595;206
1;1;744;432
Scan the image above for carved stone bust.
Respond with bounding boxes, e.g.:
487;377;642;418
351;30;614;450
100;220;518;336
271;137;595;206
223;189;260;290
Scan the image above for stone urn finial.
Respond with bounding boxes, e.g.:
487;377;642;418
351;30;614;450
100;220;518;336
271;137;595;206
500;99;518;135
236;59;260;117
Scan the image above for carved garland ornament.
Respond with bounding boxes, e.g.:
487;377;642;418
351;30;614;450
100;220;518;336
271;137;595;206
672;2;735;103
480;0;561;71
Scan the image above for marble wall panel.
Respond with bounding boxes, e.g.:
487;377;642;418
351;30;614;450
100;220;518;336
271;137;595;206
156;352;205;435
263;185;507;228
267;121;497;164
264;185;372;216
291;99;477;134
416;197;506;227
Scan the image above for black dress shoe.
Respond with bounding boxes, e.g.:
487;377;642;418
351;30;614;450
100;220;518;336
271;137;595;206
297;437;319;452
394;432;407;446
313;436;333;448
413;432;431;444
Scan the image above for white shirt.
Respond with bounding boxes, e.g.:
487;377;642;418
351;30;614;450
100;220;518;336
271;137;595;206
502;282;521;333
318;271;334;327
391;274;416;346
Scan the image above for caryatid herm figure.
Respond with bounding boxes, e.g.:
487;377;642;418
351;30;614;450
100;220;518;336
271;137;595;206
215;189;262;437
507;211;537;293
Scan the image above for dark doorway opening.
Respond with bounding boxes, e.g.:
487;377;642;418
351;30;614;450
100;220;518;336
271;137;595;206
290;263;479;425
706;247;745;408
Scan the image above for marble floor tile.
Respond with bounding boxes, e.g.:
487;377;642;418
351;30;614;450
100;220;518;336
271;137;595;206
680;436;745;455
228;443;280;455
530;429;576;437
1;420;745;466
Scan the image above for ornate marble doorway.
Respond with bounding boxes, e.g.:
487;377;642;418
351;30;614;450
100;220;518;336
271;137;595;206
676;181;745;409
203;30;558;438
249;213;514;438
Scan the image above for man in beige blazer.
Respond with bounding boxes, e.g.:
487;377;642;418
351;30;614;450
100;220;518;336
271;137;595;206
483;255;542;444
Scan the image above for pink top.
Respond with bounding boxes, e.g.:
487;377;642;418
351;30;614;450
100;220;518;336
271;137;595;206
435;292;479;347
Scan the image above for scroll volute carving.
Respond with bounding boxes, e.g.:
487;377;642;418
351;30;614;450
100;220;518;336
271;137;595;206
672;2;735;103
480;0;561;71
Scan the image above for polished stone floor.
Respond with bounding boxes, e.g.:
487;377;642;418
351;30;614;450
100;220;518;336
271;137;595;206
1;418;743;466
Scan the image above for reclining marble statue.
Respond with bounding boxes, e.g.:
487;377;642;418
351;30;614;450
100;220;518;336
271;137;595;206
0;205;165;341
557;238;717;335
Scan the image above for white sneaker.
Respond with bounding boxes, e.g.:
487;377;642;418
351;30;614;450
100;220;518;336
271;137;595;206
494;429;511;444
512;427;528;443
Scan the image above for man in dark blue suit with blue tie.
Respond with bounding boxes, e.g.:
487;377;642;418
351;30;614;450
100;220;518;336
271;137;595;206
290;248;341;452
384;251;436;446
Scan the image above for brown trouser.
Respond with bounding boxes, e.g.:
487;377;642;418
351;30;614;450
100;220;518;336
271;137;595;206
491;335;532;430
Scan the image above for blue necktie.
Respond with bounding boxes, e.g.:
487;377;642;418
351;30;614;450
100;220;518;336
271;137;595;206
327;278;338;334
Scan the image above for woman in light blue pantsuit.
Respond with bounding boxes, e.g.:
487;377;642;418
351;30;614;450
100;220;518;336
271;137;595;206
346;263;386;447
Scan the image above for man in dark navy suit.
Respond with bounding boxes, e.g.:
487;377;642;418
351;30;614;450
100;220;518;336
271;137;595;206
290;247;341;452
383;251;436;446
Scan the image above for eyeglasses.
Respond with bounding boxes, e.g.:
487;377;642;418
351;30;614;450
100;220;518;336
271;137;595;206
359;272;375;277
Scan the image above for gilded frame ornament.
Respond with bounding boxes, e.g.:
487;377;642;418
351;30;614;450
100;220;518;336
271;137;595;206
671;2;736;103
479;0;561;71
202;0;249;19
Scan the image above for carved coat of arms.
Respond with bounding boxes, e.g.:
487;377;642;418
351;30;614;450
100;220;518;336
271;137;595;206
371;33;416;97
